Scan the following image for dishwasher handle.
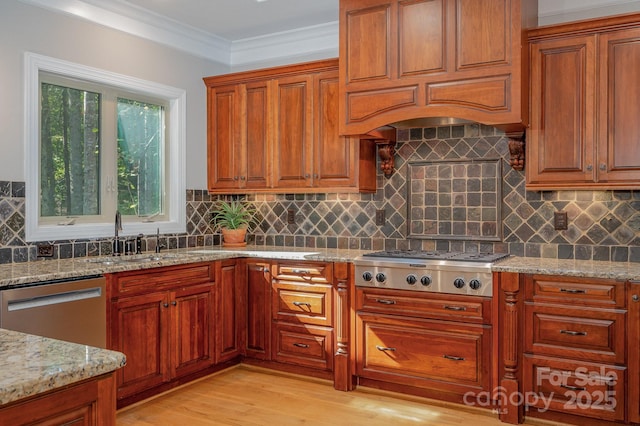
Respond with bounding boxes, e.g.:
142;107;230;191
7;287;103;312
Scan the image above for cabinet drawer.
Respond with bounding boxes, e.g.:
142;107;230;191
272;261;332;284
356;287;490;324
272;283;332;326
356;313;491;392
525;275;625;308
525;304;625;364
111;262;214;295
273;323;333;371
523;355;625;422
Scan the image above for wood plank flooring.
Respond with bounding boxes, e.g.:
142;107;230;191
116;365;568;426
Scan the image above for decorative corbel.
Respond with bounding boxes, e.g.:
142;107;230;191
377;141;396;177
506;132;525;171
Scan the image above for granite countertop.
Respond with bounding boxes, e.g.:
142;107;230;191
0;329;126;406
493;256;640;280
0;246;369;289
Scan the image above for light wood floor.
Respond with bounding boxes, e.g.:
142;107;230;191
117;365;568;426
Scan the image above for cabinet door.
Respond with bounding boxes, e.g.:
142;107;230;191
314;71;358;189
207;84;242;190
597;28;640;184
216;259;242;363
246;260;272;360
272;75;313;188
243;81;272;189
171;284;215;378
111;292;170;399
527;35;597;188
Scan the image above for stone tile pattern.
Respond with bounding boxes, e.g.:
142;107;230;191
1;124;639;264
407;159;502;241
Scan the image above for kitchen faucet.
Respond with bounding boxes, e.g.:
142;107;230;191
113;211;123;256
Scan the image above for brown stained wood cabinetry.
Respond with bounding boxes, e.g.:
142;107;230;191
271;261;335;372
339;0;538;135
497;273;636;425
245;260;272;360
108;263;216;404
354;287;493;403
0;373;117;426
527;14;640;190
204;59;376;194
216;259;243;363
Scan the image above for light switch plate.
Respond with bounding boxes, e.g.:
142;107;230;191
375;209;385;226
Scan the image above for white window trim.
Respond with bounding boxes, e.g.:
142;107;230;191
24;52;186;242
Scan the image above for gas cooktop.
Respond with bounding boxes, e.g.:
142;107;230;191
361;250;510;263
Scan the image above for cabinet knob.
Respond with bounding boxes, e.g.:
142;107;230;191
600;163;607;171
171;301;177;306
313;174;318;179
304;174;310;179
163;302;169;308
233;176;239;181
586;165;593;171
240;176;246;180
633;294;639;302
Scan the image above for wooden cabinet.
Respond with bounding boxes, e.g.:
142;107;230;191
245;260;272;360
498;272;636;424
339;0;538;135
206;82;270;191
354;287;493;402
527;14;640;190
108;263;216;402
204;59;376;194
270;261;335;371
0;373;117;426
216;259;243;363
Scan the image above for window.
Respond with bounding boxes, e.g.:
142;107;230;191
25;53;186;242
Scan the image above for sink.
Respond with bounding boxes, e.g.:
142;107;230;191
189;250;320;259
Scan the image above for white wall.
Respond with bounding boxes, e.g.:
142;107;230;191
0;1;229;188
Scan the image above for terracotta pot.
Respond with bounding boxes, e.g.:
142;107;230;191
221;228;247;247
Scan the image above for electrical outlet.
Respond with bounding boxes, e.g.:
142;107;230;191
287;209;296;224
37;243;54;257
375;209;386;226
554;211;568;230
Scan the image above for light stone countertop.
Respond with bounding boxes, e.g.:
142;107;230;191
0;329;126;406
0;246;370;289
492;256;640;280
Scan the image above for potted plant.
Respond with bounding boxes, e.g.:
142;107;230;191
210;200;255;247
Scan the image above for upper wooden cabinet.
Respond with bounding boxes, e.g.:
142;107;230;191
204;59;376;194
527;14;640;190
338;0;538;135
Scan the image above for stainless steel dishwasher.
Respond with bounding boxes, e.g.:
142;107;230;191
0;275;106;348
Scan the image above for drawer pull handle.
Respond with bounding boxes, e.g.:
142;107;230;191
293;301;311;308
376;345;396;352
375;299;396;305
292;269;311;275
444;305;467;311
293;343;309;348
443;355;465;361
560;288;587;294
560;384;586;392
560;330;587;336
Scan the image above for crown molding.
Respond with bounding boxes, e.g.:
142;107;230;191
17;0;338;67
538;0;640;25
231;21;339;67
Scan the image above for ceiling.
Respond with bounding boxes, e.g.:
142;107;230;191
17;0;640;68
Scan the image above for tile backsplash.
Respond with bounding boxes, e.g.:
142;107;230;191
1;124;639;264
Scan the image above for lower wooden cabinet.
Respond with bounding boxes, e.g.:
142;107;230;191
273;322;333;371
498;272;637;425
108;262;216;403
216;258;242;363
0;373;117;425
245;260;272;360
357;313;491;393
